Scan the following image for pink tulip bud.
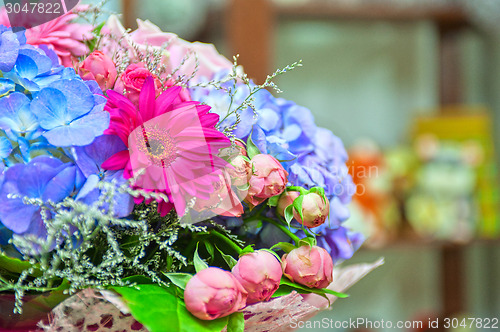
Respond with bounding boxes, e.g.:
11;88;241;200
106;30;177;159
282;245;333;289
276;190;300;217
184;267;247;320
293;193;330;228
232;251;283;304
245;154;288;207
78;50;117;91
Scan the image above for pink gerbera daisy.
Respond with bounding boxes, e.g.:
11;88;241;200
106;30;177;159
102;76;231;217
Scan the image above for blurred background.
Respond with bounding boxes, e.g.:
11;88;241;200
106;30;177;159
95;0;500;330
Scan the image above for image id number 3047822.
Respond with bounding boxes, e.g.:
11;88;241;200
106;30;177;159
5;1;62;14
442;317;498;329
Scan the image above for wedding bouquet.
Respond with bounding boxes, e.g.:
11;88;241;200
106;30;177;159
0;4;370;331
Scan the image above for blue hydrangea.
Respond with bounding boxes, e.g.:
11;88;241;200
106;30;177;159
0;26;23;73
0;156;84;237
30;78;109;147
0;92;41;141
3;45;78;95
0;26;117;246
191;74;363;255
73;135;134;218
0;137;13;159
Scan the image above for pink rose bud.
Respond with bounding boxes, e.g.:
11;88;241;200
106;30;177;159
234;140;247;157
232;250;283;304
184;267;247;320
294;193;330;228
78;50;117;91
114;62;163;104
194;173;244;217
282;245;333;289
227;155;252;187
276;190;300;217
245;154;288;207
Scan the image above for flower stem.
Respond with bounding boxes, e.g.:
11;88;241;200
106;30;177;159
260;216;301;245
209;230;243;254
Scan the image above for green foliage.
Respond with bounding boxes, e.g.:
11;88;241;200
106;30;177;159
227;312;245;332
298;237;317;248
284;205;295;225
240;245;254;255
215;245;238;270
272;277;349;301
292;195;305;221
111;283;229;332
203;241;215;258
246;133;261;159
0;252;40;277
164;273;193;290
270;242;296;253
267;194;280;207
193;243;209;273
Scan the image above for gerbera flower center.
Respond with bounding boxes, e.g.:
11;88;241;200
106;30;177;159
147;139;165;156
137;125;177;168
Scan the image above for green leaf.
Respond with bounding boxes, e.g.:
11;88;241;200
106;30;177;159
267;195;280;207
241;155;251;163
164;273;193;290
122;275;154;285
276;156;297;163
292;195;304;221
215;245;238;270
19;279;70;322
92;21;106;35
298;237;316;248
278;277;349;299
112;284;229;332
194;243;208;273
322;288;350;298
204;241;215;259
0;252;41;277
260;248;282;262
270;242;296;253
284;205;295;225
271;284;302;298
246;133;261;159
240;245;254;255
227;312;245;332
